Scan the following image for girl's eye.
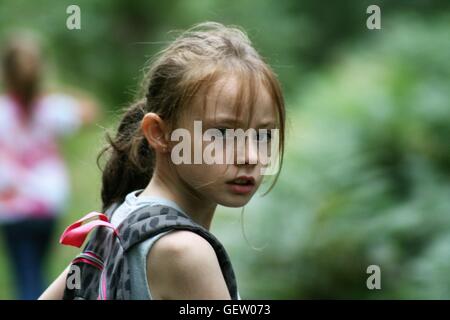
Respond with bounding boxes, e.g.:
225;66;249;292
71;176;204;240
256;130;272;142
217;128;233;139
215;128;272;141
217;128;227;136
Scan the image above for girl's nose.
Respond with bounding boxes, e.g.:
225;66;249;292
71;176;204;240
236;136;259;166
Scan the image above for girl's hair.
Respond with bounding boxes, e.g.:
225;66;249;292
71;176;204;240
98;22;285;212
1;35;42;112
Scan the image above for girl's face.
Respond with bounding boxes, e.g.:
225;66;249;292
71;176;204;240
169;76;278;208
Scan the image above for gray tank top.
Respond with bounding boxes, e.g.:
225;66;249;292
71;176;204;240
109;190;241;300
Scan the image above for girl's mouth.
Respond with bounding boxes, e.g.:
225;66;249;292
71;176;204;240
226;176;255;194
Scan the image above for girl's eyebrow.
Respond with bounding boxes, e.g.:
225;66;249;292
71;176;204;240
205;117;277;129
204;116;241;126
257;120;277;128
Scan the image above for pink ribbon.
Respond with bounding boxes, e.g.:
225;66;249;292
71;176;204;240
59;211;118;248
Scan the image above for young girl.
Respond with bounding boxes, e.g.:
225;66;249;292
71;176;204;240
40;21;285;300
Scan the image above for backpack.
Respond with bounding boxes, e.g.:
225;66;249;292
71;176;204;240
59;202;239;300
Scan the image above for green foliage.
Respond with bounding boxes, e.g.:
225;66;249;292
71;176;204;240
229;14;450;299
0;0;449;299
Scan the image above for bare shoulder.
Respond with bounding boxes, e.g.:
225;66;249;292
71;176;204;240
154;230;213;253
149;230;218;269
147;230;231;300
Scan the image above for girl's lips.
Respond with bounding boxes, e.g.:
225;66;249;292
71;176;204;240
227;183;255;194
226;176;256;194
226;175;256;185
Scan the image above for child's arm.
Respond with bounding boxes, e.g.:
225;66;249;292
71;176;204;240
47;87;101;126
75;95;100;125
147;230;232;300
38;265;71;300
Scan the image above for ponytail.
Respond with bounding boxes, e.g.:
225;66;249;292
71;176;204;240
97;99;154;212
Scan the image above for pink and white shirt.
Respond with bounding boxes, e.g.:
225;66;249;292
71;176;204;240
0;93;81;223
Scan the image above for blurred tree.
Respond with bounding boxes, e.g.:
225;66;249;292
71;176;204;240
1;0;449;109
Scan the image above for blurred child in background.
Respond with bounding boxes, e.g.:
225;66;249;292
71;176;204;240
0;35;99;299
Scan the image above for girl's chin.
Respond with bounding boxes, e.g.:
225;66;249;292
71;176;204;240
218;195;253;208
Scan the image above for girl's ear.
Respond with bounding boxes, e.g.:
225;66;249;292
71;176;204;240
141;112;169;153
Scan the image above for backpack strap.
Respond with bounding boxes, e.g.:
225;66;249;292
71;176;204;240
118;204;239;300
104;202;121;219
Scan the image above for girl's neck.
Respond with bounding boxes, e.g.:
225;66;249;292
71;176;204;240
139;169;217;230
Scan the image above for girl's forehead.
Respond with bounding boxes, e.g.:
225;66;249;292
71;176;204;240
187;75;278;128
